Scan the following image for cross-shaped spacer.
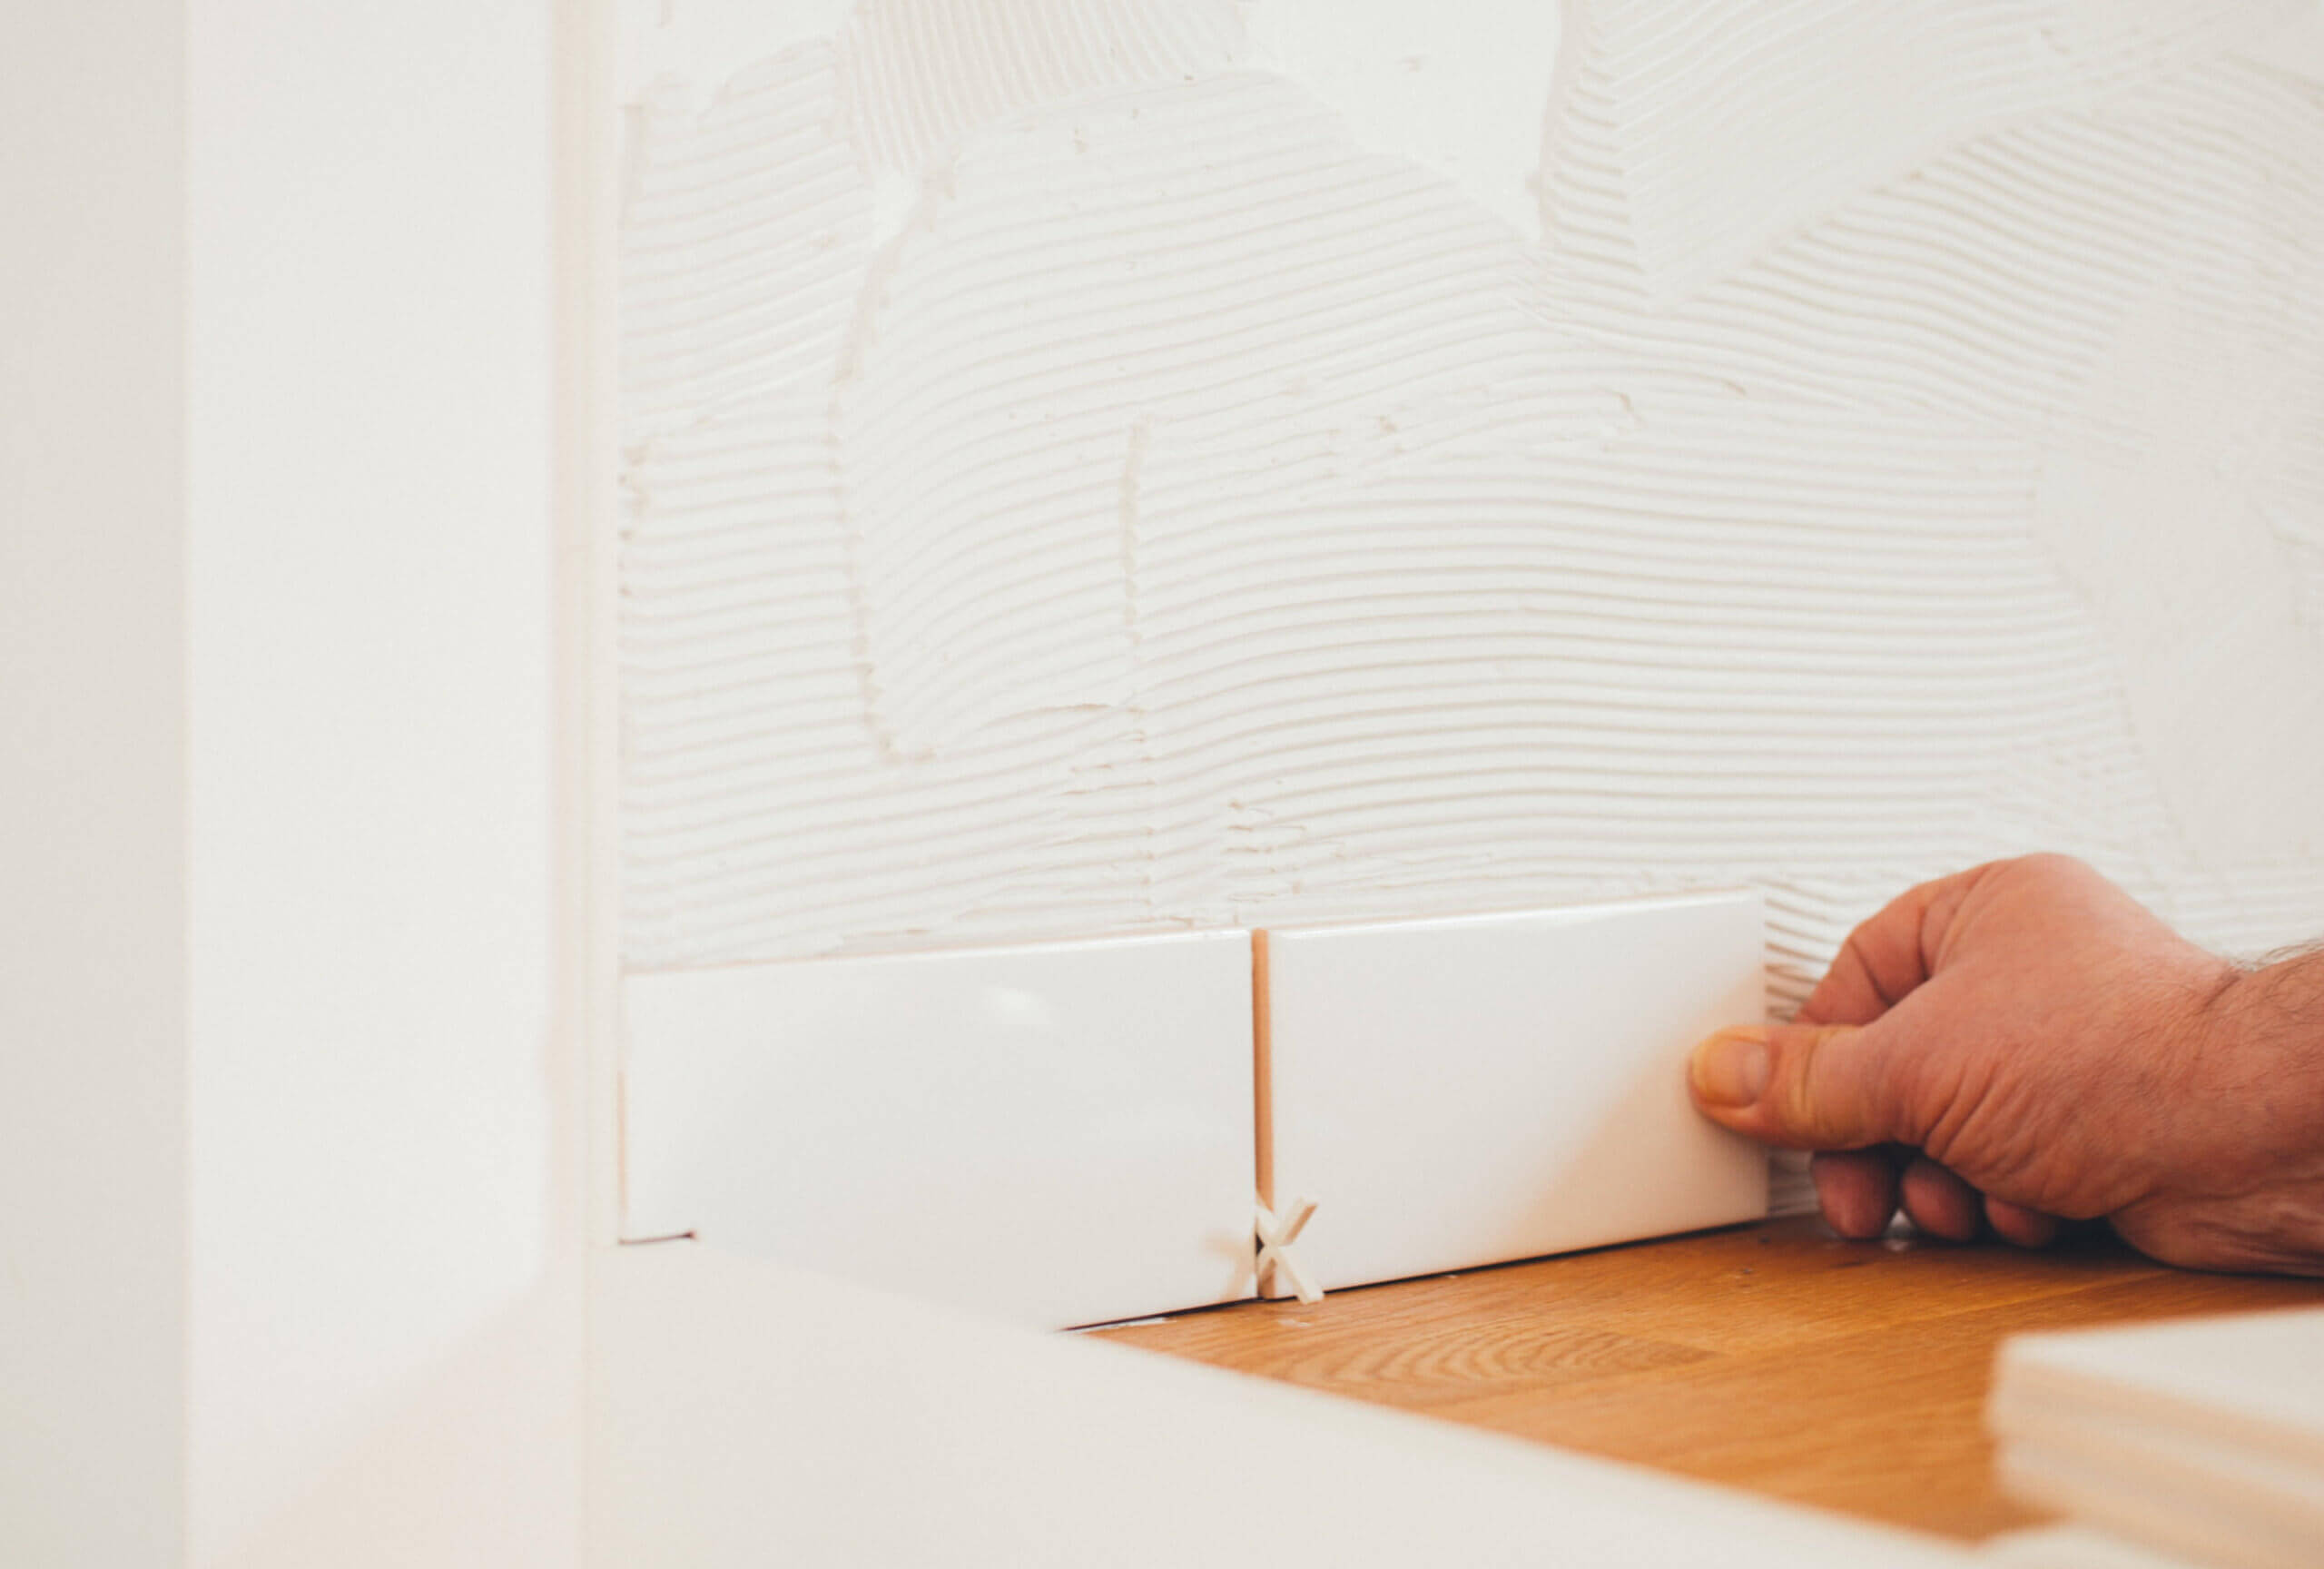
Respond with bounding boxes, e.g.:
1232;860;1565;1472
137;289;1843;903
1255;1195;1323;1304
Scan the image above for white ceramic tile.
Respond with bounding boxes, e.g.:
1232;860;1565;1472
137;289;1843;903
1262;893;1768;1294
622;932;1256;1328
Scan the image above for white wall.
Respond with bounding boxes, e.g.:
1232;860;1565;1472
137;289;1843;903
615;0;2324;1011
0;6;189;1564
187;4;581;1564
5;6;586;1560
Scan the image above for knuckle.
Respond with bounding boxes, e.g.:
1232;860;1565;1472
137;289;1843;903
2014;850;2093;883
1782;1024;1870;1145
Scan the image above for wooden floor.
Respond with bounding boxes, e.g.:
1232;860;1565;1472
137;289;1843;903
1094;1214;2324;1540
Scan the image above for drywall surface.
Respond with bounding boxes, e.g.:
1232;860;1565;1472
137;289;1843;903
616;0;2324;1014
0;5;188;1564
189;5;580;1565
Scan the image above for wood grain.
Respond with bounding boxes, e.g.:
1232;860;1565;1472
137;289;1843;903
1093;1216;2324;1540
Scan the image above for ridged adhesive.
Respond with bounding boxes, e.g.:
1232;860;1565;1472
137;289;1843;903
618;0;2324;1009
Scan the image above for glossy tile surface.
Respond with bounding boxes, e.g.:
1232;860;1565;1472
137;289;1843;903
1262;893;1768;1293
623;931;1256;1327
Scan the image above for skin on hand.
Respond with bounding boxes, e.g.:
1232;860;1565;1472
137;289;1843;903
1686;854;2324;1276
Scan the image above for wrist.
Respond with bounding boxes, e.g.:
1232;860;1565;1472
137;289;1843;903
2135;950;2324;1274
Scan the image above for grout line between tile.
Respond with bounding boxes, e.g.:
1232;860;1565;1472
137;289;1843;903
1253;927;1274;1212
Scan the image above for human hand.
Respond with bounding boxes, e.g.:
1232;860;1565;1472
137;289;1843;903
1686;854;2324;1275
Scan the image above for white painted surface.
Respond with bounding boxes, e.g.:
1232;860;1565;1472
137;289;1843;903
1997;1308;2324;1459
1991;1308;2324;1568
1984;1525;2215;1569
593;1242;1974;1569
4;6;589;1561
1264;894;1768;1293
187;5;581;1564
0;6;187;1564
1996;1437;2317;1569
616;0;2324;1025
625;933;1256;1326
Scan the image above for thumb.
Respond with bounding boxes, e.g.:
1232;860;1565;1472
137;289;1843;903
1686;1021;1905;1150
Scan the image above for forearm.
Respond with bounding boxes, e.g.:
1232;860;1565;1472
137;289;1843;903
2148;947;2324;1274
2208;947;2324;1143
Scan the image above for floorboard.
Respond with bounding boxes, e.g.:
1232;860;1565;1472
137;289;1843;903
1093;1215;2324;1539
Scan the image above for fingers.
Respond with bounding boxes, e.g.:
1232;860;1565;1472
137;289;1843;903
1807;1147;1978;1244
1797;864;1994;1026
1809;1149;2063;1248
1688;1021;1905;1150
1704;859;2077;1251
1811;1149;1900;1238
1797;934;1902;1029
1984;1195;2060;1249
1808;1149;1987;1245
1899;1156;1982;1241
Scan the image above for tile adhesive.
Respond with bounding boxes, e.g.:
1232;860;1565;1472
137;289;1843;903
615;0;2324;1061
